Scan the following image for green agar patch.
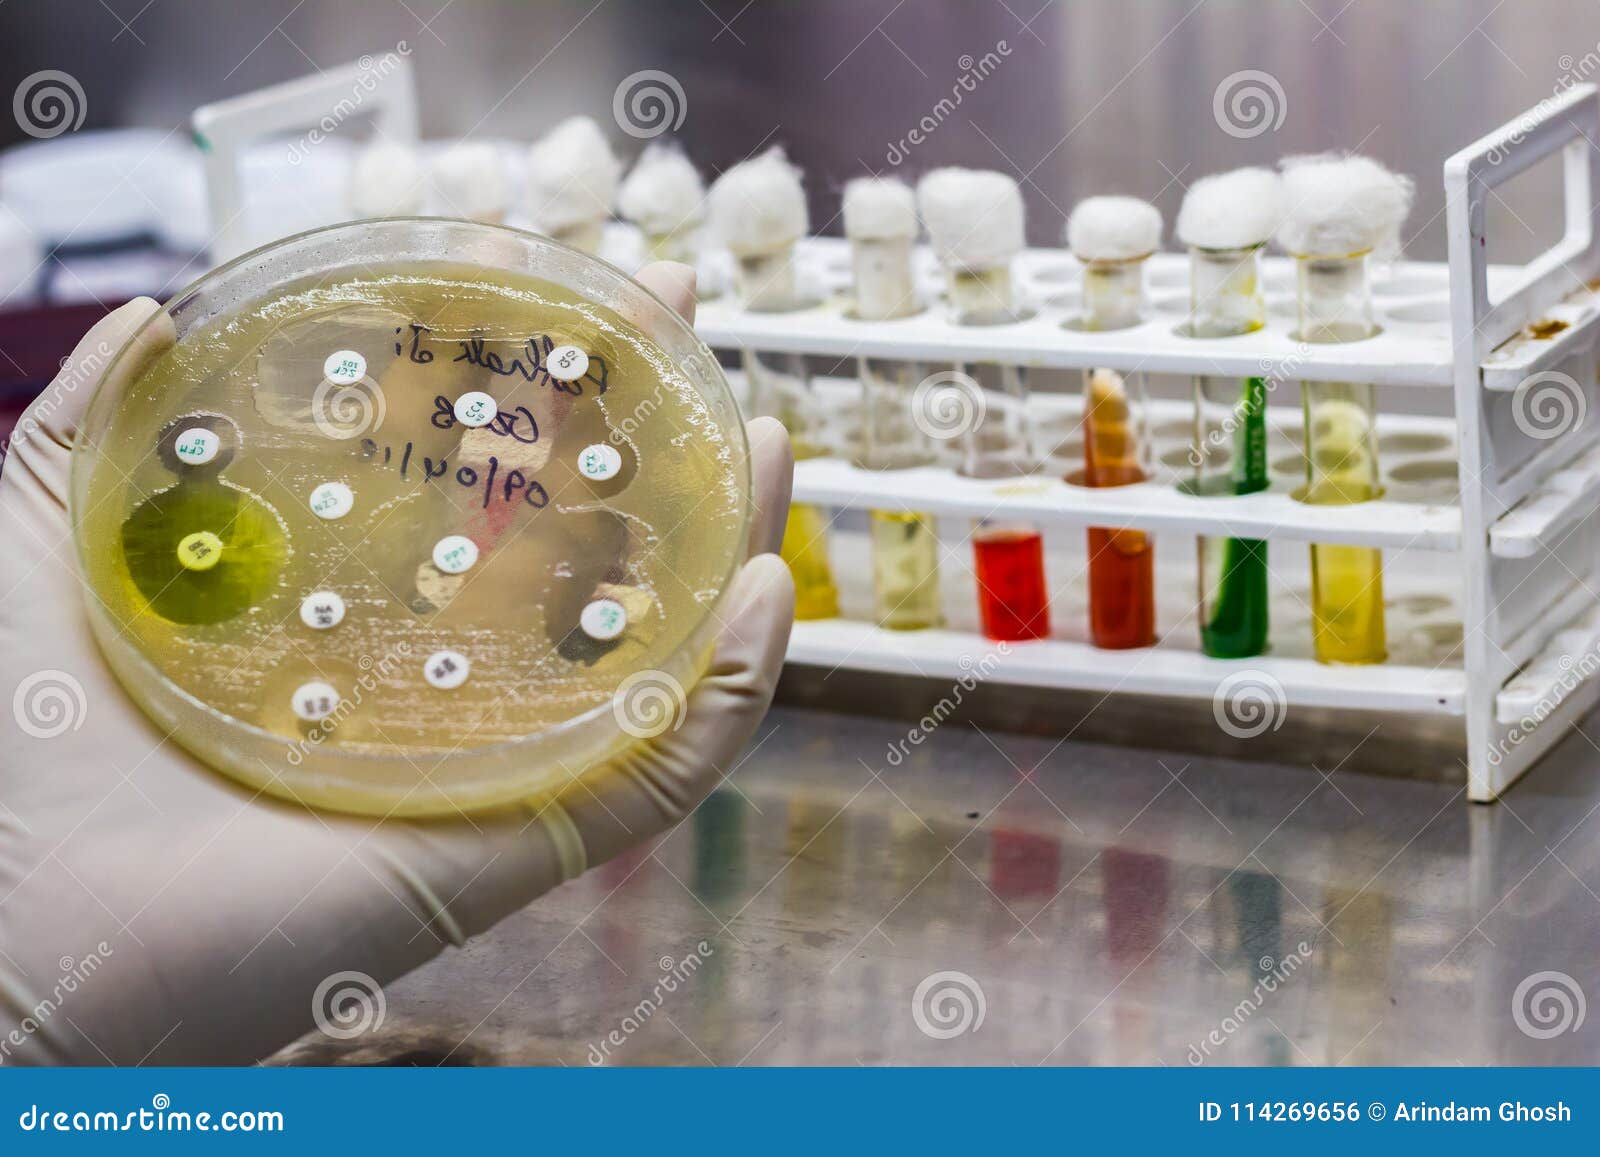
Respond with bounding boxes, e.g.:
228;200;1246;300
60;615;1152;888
121;482;288;624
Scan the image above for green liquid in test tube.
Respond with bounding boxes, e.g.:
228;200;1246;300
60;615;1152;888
1187;240;1273;658
1196;374;1270;658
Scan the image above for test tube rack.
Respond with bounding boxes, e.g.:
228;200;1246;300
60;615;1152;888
692;85;1600;802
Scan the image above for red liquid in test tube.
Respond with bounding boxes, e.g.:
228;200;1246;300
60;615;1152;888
972;524;1051;642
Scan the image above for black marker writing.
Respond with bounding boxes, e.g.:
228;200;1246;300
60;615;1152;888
393;324;435;364
430;395;539;444
394;322;610;395
360;439;550;509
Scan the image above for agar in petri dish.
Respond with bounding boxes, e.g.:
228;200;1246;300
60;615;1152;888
72;219;751;816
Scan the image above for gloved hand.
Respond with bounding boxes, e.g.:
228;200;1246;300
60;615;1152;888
0;263;794;1065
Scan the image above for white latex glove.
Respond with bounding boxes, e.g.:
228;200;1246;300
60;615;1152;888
0;263;795;1065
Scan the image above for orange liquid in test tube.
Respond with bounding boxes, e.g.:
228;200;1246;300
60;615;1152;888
1082;369;1155;650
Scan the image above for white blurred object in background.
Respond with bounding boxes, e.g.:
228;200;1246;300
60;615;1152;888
524;115;620;254
0;128;209;306
427;141;511;223
0;202;43;308
617;142;706;265
0;129;194;248
348;139;425;218
152;147;213;255
237;137;354;249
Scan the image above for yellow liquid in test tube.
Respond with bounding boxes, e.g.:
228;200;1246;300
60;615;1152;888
1303;390;1386;664
1310;544;1385;664
781;503;840;620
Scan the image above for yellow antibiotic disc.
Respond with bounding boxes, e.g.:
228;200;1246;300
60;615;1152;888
176;530;225;572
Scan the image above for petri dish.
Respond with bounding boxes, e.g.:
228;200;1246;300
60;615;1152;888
71;218;751;817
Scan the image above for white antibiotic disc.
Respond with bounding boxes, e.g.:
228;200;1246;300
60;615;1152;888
432;534;479;574
323;349;366;384
577;442;622;481
299;591;346;630
309;481;354;520
174;427;220;466
453;391;498;428
291;681;340;722
546;344;590;382
424;650;471;689
580;597;628;641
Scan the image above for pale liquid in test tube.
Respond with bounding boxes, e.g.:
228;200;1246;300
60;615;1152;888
734;245;841;620
852;233;943;631
871;511;944;630
852;235;932;472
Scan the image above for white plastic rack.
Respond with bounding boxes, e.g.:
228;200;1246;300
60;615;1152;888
693;85;1600;802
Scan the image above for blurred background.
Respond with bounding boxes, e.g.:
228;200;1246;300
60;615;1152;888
0;0;1595;261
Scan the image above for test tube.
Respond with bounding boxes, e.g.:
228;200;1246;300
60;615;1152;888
844;177;942;630
972;519;1051;642
918;169;1045;639
780;501;842;620
872;511;944;630
1298;258;1386;663
1067;196;1160;650
617;142;707;269
1277;155;1414;665
1177;168;1283;658
525;116;621;255
709;147;838;619
709;149;826;448
845;178;931;469
917;169;1034;478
